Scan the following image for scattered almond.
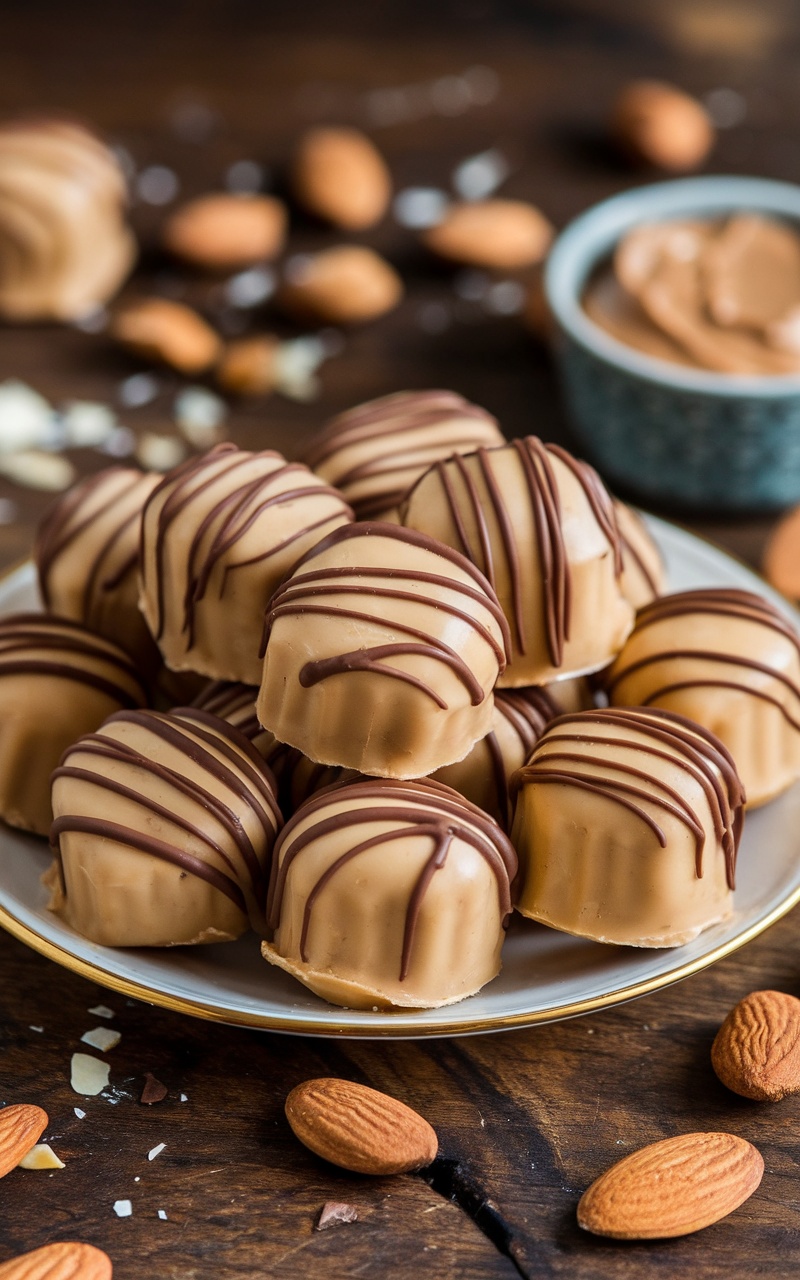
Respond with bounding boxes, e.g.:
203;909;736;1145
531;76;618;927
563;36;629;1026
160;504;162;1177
0;1105;48;1178
292;127;391;230
140;1072;168;1105
0;1242;112;1280
216;335;280;396
285;1077;438;1175
162;193;287;269
422;199;554;271
712;989;800;1101
578;1132;763;1239
111;298;222;374
316;1201;359;1231
611;80;715;172
19;1143;65;1170
763;505;800;600
278;247;402;325
523;262;553;342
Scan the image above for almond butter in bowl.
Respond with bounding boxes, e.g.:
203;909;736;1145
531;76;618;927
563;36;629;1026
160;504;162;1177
285;1078;437;1175
578;1132;763;1239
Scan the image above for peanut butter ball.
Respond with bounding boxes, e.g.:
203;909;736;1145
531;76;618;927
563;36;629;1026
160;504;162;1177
400;437;635;686
0;614;147;835
139;442;353;684
258;522;510;778
511;708;744;947
604;588;800;808
35;467;161;673
263;777;517;1008
614;500;667;610
48;707;282;947
302;390;505;520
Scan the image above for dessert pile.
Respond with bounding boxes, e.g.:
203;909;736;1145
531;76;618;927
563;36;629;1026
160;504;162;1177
1;383;793;1012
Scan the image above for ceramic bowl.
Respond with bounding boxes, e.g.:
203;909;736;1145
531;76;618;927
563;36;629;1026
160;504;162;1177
545;175;800;512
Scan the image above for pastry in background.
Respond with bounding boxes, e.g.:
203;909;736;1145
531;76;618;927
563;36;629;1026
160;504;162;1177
603;587;800;808
0;614;146;835
258;522;510;778
0;117;135;321
302;389;505;520
511;707;744;947
48;707;282;947
400;437;634;686
35;467;161;674
139;442;353;684
263;777;517;1008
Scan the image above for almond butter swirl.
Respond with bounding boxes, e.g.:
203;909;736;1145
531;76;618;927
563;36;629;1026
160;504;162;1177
49;707;282;948
263;777;517;1008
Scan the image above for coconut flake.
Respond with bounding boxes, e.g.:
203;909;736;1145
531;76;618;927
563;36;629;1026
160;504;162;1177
158;1209;168;1220
0;381;55;453
88;1004;115;1019
74;1108;86;1120
81;1027;122;1052
148;1143;166;1162
393;188;449;230
0;451;76;491
113;1199;133;1218
136;433;187;472
61;401;117;448
70;1052;110;1096
452;149;509;201
174;387;227;447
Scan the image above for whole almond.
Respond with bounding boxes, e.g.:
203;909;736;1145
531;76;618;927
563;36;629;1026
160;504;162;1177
422;200;553;271
611;80;715;172
285;1077;438;1175
111;298;222;374
0;1241;112;1280
578;1132;763;1239
279;246;402;325
292;127;391;230
712;989;800;1101
162;193;287;269
216;334;280;396
0;1104;48;1178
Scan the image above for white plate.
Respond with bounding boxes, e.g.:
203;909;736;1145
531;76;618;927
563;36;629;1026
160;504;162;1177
2;517;799;1039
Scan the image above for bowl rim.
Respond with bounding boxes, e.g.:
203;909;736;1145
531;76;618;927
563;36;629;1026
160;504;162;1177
545;174;800;398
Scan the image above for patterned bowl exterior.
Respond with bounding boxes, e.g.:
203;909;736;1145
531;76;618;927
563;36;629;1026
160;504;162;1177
546;176;800;513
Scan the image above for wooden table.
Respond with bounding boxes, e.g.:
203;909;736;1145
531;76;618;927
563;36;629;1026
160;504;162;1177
0;3;799;1275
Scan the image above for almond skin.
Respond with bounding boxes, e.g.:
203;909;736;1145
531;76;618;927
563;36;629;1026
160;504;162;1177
111;298;222;374
0;1241;112;1280
292;127;391;230
278;246;402;325
611;80;715;172
162;193;287;269
0;1104;48;1178
578;1132;763;1239
712;989;800;1101
422;200;553;271
285;1077;438;1175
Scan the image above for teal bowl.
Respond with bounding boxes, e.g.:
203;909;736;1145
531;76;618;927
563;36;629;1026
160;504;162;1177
545;176;800;512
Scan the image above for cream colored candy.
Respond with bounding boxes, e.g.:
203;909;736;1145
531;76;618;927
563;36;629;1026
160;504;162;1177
139;442;353;683
614;500;667;610
35;467;161;673
302;389;505;520
400;437;634;686
48;707;282;947
263;777;517;1008
0;614;147;835
0;118;135;320
258;522;510;778
604;588;800;808
511;707;744;947
191;680;280;765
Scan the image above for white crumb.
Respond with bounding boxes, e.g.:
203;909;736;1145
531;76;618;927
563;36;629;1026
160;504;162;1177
81;1027;122;1052
113;1199;133;1218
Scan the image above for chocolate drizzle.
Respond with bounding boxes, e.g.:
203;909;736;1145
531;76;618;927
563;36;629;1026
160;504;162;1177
484;687;559;829
606;588;800;733
513;707;744;888
261;522;510;705
50;708;282;925
301;390;503;519
0;613;147;707
404;436;624;668
267;777;517;982
141;443;353;652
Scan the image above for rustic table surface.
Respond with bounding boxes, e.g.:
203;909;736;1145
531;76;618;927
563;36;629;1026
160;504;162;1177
1;2;799;1276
